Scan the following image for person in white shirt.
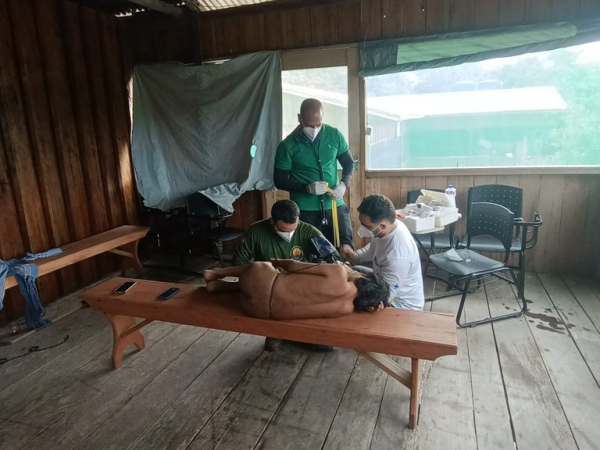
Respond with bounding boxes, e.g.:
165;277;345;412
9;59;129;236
341;194;424;311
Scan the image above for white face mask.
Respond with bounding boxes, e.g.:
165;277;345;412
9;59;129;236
276;230;295;242
357;224;382;238
303;126;321;141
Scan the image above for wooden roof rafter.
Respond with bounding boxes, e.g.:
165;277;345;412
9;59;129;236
126;0;184;15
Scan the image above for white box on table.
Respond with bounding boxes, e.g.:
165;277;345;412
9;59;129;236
434;207;459;227
396;209;435;233
418;189;456;208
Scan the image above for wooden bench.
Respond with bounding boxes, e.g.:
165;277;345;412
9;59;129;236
4;225;149;290
81;277;457;429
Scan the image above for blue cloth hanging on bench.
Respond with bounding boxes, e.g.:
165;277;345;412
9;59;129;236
0;248;63;329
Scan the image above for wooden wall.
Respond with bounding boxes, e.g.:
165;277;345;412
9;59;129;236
116;13;265;231
118;11;201;65
3;0;598;325
197;0;600;277
199;0;600;60
367;174;600;275
0;0;137;322
0;1;266;323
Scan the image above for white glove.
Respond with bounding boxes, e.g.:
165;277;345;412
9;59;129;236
307;181;328;195
329;183;346;200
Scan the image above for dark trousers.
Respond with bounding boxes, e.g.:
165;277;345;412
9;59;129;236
300;204;353;248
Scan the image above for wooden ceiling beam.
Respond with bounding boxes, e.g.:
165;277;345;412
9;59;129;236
199;0;354;18
184;0;203;12
127;0;184;16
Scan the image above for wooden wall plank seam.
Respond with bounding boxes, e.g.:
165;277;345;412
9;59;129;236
448;0;473;32
551;0;580;22
9;0;78;296
556;176;589;275
336;1;361;45
403;0;426;36
470;0;499;30
0;0;47;260
98;12;139;226
582;176;600;277
35;0;99;286
195;0;600;59
527;174;565;272
381;0;404;39
519;175;541;271
0;79;27;322
360;0;383;42
263;11;290;51
286;8;312;49
221;15;245;56
60;1;111;237
241;13;266;54
498;0;526;26
425;0;450;35
81;5;125;229
311;5;338;48
63;1;121;289
525;0;554;23
580;0;600;17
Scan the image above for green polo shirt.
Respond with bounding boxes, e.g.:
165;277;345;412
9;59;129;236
274;124;349;211
232;219;325;265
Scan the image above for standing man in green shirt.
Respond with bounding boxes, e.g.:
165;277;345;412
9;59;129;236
232;199;340;266
274;98;354;255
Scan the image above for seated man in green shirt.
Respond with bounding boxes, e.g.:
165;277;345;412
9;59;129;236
232;199;340;266
232;199;340;351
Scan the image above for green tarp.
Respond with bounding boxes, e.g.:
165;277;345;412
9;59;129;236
360;19;600;77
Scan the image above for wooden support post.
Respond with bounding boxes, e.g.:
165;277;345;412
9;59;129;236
105;313;147;369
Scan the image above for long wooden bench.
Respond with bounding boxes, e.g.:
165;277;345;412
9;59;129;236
81;277;457;429
4;225;149;290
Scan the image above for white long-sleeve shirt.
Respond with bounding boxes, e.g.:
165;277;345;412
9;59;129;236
354;220;424;310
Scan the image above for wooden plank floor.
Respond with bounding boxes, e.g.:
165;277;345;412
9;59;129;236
1;267;599;450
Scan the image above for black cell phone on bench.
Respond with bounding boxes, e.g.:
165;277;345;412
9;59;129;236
157;287;180;300
114;281;136;294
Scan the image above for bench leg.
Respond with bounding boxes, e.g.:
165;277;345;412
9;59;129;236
409;358;419;429
105;313;146;369
358;352;421;429
111;241;144;277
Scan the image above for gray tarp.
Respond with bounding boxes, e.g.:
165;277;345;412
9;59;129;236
132;51;281;212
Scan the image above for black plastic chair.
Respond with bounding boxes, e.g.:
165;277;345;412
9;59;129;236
457;185;543;294
426;202;526;327
185;193;244;267
406;189;455;255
